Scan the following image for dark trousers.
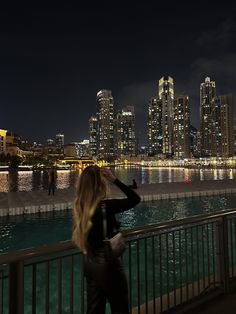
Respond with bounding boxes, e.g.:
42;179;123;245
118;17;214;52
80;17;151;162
84;250;129;314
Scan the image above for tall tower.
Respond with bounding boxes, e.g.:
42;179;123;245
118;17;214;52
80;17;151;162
200;77;216;156
88;115;97;157
173;96;190;158
234;120;236;155
97;90;114;160
55;133;64;148
147;97;162;156
211;97;222;156
116;105;136;157
159;76;174;157
219;94;234;157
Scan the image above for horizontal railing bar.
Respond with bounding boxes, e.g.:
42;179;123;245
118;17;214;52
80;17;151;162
123;208;236;237
125;220;213;242
0;241;75;265
25;251;81;267
1;208;236;265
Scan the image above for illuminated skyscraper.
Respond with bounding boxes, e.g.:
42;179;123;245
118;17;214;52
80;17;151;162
47;139;54;145
147;97;162;156
159;76;174;156
233;120;236;155
97;90;114;160
211;97;222;156
88;115;97;157
116;105;136;157
218;94;234;157
77;139;90;158
190;125;198;157
55;133;64;148
200;77;216;156
173;96;190;158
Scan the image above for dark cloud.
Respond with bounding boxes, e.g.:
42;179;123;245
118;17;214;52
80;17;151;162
196;19;236;49
117;81;156;111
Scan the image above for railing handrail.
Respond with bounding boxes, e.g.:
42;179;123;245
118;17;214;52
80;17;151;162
123;207;236;236
1;208;236;265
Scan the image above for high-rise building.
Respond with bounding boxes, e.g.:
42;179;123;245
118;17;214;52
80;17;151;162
77;140;90;158
64;143;77;158
212;97;222;156
193;131;201;157
159;76;174;157
147;97;162;156
211;94;234;157
97;90;114;160
55;133;64;148
233;120;236;155
88;115;97;157
200;77;216;156
6;131;22;147
116;105;136;157
0;129;7;153
190;125;198;157
47;139;54;146
219;94;234;157
173;96;190;158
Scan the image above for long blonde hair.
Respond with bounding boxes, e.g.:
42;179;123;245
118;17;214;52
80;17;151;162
72;165;107;253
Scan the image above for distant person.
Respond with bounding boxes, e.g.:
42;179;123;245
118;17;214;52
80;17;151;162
129;179;138;189
48;167;57;195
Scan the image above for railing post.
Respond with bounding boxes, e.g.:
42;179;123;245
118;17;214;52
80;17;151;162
216;216;230;292
9;261;24;314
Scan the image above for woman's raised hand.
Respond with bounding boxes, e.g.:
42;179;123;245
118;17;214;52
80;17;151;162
100;167;116;183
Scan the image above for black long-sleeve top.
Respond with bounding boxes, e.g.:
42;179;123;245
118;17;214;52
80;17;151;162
87;179;141;251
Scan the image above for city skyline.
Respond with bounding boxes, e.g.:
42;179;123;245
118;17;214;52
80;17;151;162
0;2;236;144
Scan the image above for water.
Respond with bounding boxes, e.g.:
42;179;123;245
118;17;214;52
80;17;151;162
1;193;236;253
0;166;235;192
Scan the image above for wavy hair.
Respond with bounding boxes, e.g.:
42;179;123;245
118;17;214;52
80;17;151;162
72;165;107;253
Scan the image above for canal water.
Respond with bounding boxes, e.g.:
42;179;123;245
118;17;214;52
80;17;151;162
1;193;236;253
0;166;235;192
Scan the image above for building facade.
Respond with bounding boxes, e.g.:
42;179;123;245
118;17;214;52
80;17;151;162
89;115;97;157
116;105;136;157
190;125;198;157
200;77;216;157
234;120;236;155
76;140;90;158
64;144;77;158
47;139;54;146
55;134;64;148
173;96;190;158
159;76;174;157
219;95;234;157
0;129;7;154
211;97;223;156
147;97;162;156
97;90;114;160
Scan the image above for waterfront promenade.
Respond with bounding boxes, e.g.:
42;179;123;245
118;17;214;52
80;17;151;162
0;179;236;216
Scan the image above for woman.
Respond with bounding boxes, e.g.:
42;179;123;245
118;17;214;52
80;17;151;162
72;165;141;314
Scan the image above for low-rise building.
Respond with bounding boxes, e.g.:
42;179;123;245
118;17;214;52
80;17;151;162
0;129;7;154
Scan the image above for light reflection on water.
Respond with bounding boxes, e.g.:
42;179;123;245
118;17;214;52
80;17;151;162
0;167;235;192
1;193;236;253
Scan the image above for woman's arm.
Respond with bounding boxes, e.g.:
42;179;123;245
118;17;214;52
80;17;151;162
101;167;141;214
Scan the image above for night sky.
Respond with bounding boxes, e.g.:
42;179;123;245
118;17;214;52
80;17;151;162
1;1;236;145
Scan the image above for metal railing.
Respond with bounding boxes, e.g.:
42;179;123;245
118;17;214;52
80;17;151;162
0;208;236;314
